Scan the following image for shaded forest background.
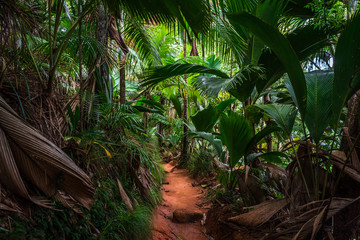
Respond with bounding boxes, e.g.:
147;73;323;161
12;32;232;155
0;0;360;239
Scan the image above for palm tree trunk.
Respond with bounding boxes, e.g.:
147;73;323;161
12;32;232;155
119;57;126;104
119;12;126;104
180;33;189;162
157;96;165;147
78;0;84;131
96;3;108;95
263;89;272;152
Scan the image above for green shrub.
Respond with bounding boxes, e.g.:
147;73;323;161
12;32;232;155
187;148;215;178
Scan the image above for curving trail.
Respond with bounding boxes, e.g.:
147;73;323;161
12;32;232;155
152;161;209;240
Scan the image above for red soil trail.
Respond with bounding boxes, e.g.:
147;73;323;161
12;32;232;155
152;161;209;240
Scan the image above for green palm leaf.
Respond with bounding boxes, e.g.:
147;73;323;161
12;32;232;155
104;0;211;35
141;63;229;88
332;11;360;126
257;104;297;137
287;71;333;143
247;151;289;164
219;112;253;168
194;64;263;100
257;25;336;94
124;19;162;66
190;131;223;157
191;105;219;132
191;99;236;132
245;125;282;154
170;95;182;118
227;12;307;117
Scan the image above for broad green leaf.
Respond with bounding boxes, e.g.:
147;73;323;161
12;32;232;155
195;65;262;100
220;112;253;168
216;98;236;112
195;76;236;97
245;125;282;154
228;77;256;102
170;95;182;118
245;0;287;64
192;132;223;157
257;25;336;94
332;12;360;126
142;63;229;88
288;71;333;143
136;99;165;112
257;104;297;137
247;151;289;164
191;105;219;132
228;12;307;117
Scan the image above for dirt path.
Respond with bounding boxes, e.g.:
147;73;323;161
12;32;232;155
152;161;209;240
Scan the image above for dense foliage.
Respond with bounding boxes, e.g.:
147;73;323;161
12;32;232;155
1;0;360;239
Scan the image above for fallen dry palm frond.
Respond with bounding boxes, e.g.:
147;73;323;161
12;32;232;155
265;197;360;240
228;199;289;227
227;191;360;239
331;150;360;183
0;96;94;210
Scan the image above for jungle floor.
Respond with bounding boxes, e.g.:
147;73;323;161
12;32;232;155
152;161;210;240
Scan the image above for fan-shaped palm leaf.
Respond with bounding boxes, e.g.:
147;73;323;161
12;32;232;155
191;104;219;132
256;25;337;94
141;63;229;88
227;12;307;117
257;104;298;137
286;71;333;143
0;96;94;210
220;111;253;168
103;0;211;36
124;19;162;66
332;11;360;126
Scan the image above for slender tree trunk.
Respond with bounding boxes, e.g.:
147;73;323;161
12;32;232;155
47;0;54;96
119;57;126;104
263;89;272;152
78;0;84;131
119;12;126;104
157;96;165;147
143;91;150;131
180;33;189;162
96;3;108;95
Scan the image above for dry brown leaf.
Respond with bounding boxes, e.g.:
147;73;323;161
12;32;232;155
116;178;133;211
0;96;94;209
228;199;289;227
331;151;360;183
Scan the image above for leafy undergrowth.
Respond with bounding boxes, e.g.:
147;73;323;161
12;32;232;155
186;148;215;178
0;132;163;240
0;176;158;240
